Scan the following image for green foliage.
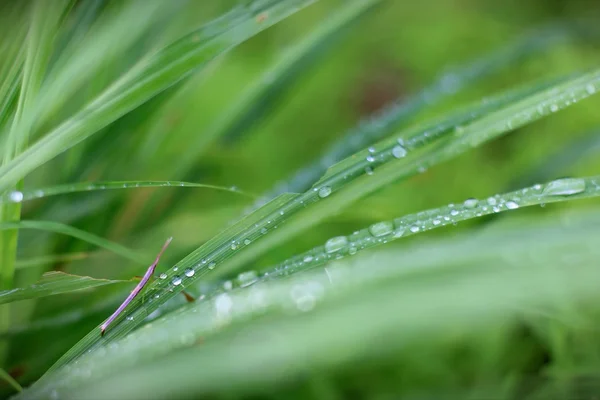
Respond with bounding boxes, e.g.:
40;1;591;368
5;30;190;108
1;0;600;399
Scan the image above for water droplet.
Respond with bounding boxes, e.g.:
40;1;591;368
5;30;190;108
159;273;167;280
172;276;182;286
348;246;357;255
369;221;394;237
393;228;405;238
487;197;497;206
9;191;23;203
244;238;251;245
550;104;559;112
223;280;233;291
392;145;407;159
215;293;233;316
173;266;178;272
542;178;586;196
409;225;420;233
208;262;216;270
432;219;441;226
303;255;314;263
185;268;195;277
450;209;459;216
505;201;519;210
463;198;479;209
365;166;374;175
261;227;268;234
325;236;348;253
126;315;134;321
368;147;376;153
230;241;238;250
586;84;596;95
318;186;332;198
237;271;258;287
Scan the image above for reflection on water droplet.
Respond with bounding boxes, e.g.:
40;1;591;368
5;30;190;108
409;225;420;233
432;219;441;226
318;186;332;198
215;293;233;317
237;271;258;287
303;255;313;263
185;268;195;277
392;145;407;159
505;201;519;210
172;276;182;286
159;273;167;280
542;178;586;196
369;221;394;237
464;198;478;209
231;241;238;250
366;155;375;162
325;236;348;253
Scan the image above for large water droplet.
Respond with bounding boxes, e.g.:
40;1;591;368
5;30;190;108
392;145;407;159
368;221;394;237
542;178;586;196
184;268;195;277
237;271;258;288
325;236;348;253
159;273;167;280
463;198;478;209
9;191;23;203
172;276;182;286
318;186;332;198
505;201;519;210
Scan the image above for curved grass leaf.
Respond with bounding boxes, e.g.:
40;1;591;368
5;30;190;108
251;24;572;208
0;0;319;194
0;271;130;305
169;0;381;178
42;69;600;375
19;207;600;399
15;253;90;269
0;180;253;204
0;221;143;264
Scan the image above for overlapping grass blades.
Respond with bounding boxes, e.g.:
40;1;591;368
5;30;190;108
0;0;318;194
18;199;600;398
42;69;600;375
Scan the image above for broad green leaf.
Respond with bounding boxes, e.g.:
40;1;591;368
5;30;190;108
0;0;319;194
0;271;130;305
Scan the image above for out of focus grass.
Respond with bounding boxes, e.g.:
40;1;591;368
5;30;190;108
1;0;600;399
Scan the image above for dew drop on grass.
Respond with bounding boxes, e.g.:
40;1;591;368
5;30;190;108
172;276;182;286
463;198;478;208
230;241;238;250
409;225;420;233
586;84;596;95
366;155;375;162
542;178;586;196
9;190;23;203
208;262;216;270
215;293;233;316
392;145;407;159
237;271;258;287
184;268;195;277
505;201;519;209
223;280;233;291
159;273;167;280
303;255;314;263
487;197;497;206
369;221;394;237
244;239;251;245
325;236;348;253
318;186;332;198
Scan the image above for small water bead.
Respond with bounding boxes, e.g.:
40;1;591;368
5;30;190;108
325;236;348;253
369;221;394;237
172;276;182;286
487;197;497;206
450;209;459;216
550;104;559;112
184;268;195;278
5;190;23;203
126;315;134;321
244;239;251;245
237;271;258;287
392;145;407;159
208;262;216;270
393;228;406;238
261;227;268;234
409;225;420;233
223;280;233;291
432;219;441;226
463;198;479;209
366;155;375;162
365;166;374;175
173;266;178;272
215;293;233;316
368;147;376;153
587;84;596;95
505;201;519;210
318;186;332;198
348;246;357;255
303;254;314;263
159;273;168;280
231;241;238;250
542;178;586;196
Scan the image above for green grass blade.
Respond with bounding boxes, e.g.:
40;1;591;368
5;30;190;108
168;0;381;178
0;367;22;394
0;221;143;264
0;272;129;305
18;208;600;399
40;70;600;375
251;25;571;208
0;180;253;205
15;253;90;269
0;0;318;194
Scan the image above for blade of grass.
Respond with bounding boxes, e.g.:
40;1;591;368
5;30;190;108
44;70;600;373
0;0;319;194
0;221;144;264
15;253;90;269
0;180;254;205
0;272;130;305
0;367;22;394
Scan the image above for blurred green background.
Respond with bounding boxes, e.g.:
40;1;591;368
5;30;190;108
2;0;600;397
